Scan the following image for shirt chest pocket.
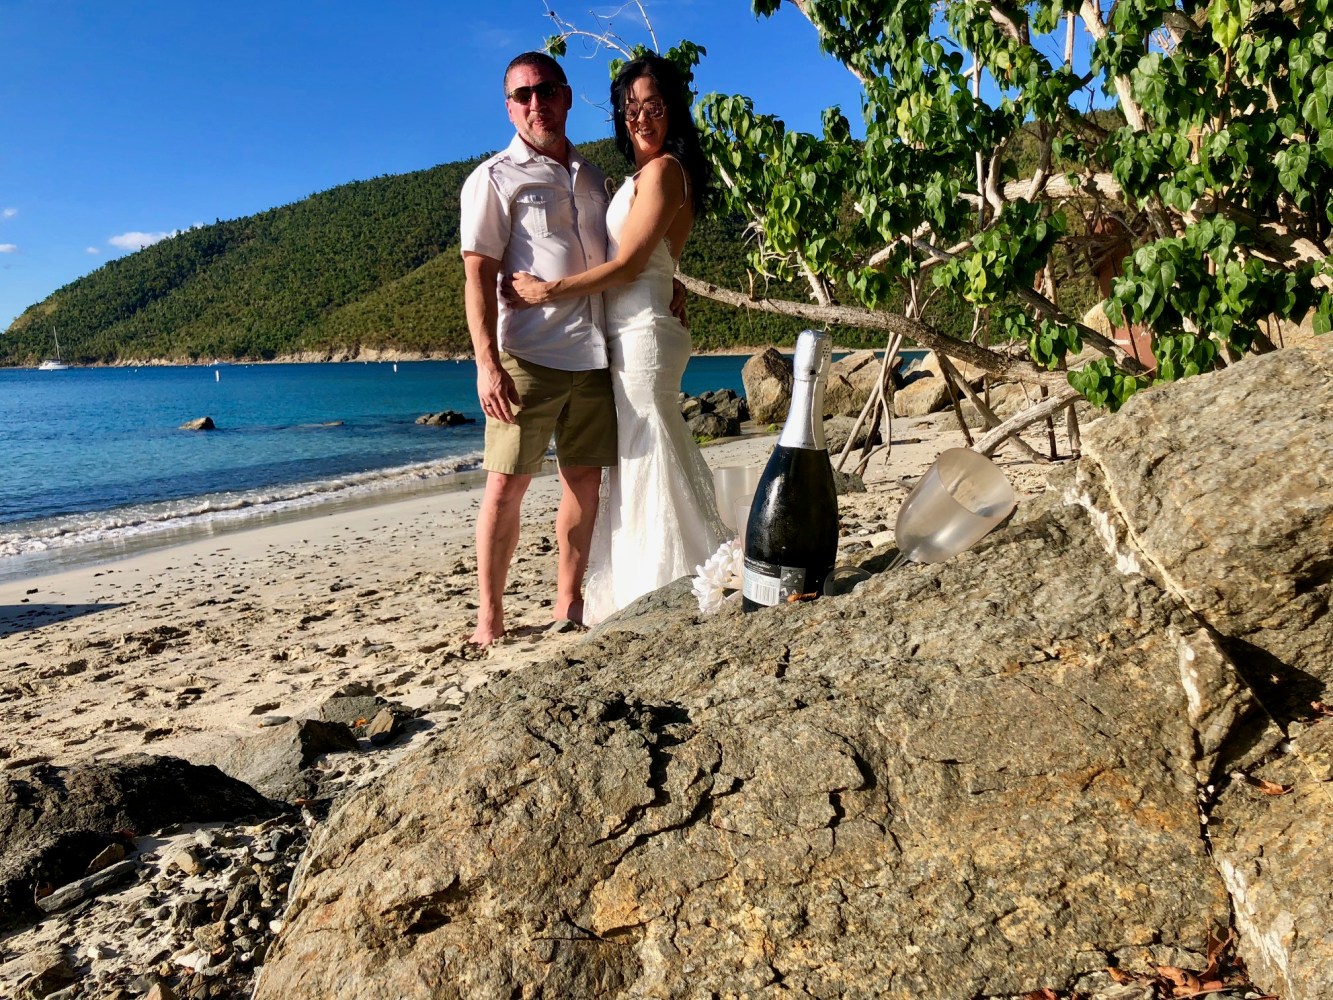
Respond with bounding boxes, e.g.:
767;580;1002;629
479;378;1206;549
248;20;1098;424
514;190;574;239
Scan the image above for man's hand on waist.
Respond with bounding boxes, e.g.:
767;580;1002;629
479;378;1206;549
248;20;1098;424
670;277;689;328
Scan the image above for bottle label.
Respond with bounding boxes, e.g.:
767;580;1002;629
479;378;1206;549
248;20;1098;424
742;557;808;607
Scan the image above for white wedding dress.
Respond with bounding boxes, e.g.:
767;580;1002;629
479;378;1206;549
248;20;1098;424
581;172;730;625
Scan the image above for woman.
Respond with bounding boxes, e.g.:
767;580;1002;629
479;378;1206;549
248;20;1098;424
504;54;728;625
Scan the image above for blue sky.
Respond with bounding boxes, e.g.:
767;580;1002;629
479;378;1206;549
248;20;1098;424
0;1;869;331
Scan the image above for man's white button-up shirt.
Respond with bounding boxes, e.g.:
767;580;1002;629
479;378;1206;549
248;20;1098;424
460;135;610;371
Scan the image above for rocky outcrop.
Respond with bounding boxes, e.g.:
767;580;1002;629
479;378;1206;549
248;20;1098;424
681;388;747;439
741;347;793;425
893;352;953;417
823;413;879;455
416;410;474;427
1071;340;1333;997
0;755;275;930
257;338;1333;999
897;352;1021;422
702;389;748;425
685;411;733;440
743;348;895;427
956;381;1043;426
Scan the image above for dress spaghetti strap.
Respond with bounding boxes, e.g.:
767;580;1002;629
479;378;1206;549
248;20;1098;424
669;154;689;209
633;155;690;208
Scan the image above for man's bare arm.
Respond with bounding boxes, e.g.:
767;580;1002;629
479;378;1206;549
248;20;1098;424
464;251;520;423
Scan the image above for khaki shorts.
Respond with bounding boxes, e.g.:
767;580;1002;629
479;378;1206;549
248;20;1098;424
482;353;617;475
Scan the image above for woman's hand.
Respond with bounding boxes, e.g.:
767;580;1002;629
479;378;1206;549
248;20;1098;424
502;271;552;309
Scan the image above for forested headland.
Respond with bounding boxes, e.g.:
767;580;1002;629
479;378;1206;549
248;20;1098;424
0;140;940;367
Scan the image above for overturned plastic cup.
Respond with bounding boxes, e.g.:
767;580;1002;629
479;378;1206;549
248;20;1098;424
892;448;1017;567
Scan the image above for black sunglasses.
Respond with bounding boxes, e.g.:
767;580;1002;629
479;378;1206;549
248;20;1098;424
506;81;566;104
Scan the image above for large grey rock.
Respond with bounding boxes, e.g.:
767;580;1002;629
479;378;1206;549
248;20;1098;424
1073;337;1333;998
959;381;1040;426
893;352;952;417
0;755;275;930
895;351;995;420
1210;718;1333;1000
3;949;76;999
1076;342;1333;715
741;348;793;426
710;394;748;424
416;409;474;427
823;413;880;455
258;515;1235;996
257;340;1333;999
824;349;882;418
203;718;359;802
35;858;138;914
318;682;397;729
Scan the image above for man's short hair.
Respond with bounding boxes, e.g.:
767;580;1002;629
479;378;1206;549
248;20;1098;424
504;51;567;89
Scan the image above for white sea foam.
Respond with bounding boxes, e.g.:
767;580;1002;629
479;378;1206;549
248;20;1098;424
0;453;485;562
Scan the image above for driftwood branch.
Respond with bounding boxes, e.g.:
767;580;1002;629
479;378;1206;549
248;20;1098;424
938;354;1048;463
974;387;1082;455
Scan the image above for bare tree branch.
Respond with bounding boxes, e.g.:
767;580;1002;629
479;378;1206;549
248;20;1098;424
901;238;1150;373
1077;0;1178;240
784;0;872;85
676;271;1074;388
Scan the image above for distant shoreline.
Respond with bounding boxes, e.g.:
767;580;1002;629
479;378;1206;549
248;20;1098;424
1;343;903;370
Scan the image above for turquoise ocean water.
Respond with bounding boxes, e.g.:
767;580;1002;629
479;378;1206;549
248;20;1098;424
0;357;755;582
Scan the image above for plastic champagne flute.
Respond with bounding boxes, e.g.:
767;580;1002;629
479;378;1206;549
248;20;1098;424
890;448;1017;570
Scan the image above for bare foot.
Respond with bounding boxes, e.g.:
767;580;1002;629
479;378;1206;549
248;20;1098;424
469;621;505;646
553;599;584;626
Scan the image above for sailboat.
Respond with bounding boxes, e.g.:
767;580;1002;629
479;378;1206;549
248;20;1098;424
38;329;70;370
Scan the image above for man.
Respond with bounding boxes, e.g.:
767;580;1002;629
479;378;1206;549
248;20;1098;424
460;51;615;646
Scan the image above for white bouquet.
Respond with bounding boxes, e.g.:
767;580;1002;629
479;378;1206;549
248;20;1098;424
692;538;744;615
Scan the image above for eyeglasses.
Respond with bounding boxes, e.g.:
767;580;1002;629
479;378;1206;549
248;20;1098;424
624;99;666;121
506;81;566;104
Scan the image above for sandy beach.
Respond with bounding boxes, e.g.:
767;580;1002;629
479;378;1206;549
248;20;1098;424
0;410;1069;997
0;413;1066;771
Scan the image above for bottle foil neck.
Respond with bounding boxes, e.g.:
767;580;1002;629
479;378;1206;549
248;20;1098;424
779;372;827;451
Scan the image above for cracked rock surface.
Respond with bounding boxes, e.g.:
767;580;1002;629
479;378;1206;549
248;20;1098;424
256;340;1333;999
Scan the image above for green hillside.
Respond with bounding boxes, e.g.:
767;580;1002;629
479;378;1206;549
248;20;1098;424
1;139;881;366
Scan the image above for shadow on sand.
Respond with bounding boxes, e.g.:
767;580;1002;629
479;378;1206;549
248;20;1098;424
0;603;126;639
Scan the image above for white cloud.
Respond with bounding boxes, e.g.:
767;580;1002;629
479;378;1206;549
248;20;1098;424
0;244;17;253
107;223;205;251
108;230;173;250
85;246;100;254
1;208;16;219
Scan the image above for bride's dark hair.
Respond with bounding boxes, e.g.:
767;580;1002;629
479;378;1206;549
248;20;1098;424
611;54;711;215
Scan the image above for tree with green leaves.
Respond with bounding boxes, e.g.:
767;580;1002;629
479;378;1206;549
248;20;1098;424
546;0;1331;455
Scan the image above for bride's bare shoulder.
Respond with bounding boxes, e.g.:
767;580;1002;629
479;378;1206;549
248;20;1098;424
638;155;687;199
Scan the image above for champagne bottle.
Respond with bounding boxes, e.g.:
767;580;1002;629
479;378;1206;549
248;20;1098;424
742;329;839;612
